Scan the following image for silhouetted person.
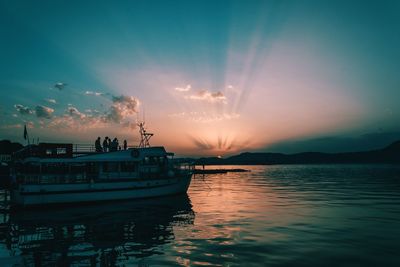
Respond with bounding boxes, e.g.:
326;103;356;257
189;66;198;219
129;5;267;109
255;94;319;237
123;140;127;150
108;138;111;151
103;136;109;152
95;137;102;152
111;137;119;151
110;139;115;151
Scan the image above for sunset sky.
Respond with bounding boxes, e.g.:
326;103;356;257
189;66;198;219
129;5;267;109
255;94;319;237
1;0;400;156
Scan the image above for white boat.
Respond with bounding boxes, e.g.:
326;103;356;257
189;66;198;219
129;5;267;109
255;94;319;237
9;124;193;207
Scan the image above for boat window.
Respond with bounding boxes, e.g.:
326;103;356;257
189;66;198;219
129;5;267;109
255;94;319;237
56;147;67;155
85;162;98;173
42;145;72;157
70;163;85;174
14;162;23;173
25;163;40;173
103;162;119;172
110;162;119;172
144;157;150;164
121;161;135;172
41;163;69;174
103;162;108;172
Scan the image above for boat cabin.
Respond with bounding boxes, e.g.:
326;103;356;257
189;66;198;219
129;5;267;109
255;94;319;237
12;144;187;185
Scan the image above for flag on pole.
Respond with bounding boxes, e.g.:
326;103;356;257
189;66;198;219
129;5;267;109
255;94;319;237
24;124;27;140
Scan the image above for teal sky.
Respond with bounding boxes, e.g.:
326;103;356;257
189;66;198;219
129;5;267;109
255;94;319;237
1;0;399;155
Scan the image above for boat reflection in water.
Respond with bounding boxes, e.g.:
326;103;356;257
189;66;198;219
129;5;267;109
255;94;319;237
0;194;194;266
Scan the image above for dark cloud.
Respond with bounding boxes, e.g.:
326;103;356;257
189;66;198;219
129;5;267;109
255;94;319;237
104;105;124;123
54;82;67;90
67;106;85;119
14;104;33;115
35;105;54;119
38;94;140;130
103;95;139;123
112;95;139;113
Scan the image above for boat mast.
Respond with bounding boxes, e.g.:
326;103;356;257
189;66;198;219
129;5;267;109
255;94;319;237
138;122;153;148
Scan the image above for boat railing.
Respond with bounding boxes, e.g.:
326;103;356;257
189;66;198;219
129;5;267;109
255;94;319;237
17;173;91;185
73;144;96;154
72;144;139;155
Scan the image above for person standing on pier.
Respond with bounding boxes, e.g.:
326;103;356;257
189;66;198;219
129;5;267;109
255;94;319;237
123;140;127;150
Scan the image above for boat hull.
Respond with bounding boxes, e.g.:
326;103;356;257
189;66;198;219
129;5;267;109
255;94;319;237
11;174;192;207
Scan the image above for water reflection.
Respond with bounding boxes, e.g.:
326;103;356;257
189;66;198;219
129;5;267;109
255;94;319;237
0;194;194;266
1;165;399;266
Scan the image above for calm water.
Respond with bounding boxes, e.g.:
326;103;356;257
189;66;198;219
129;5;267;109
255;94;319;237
0;164;399;266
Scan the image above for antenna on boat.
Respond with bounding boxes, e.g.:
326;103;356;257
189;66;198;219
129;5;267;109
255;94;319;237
138;121;153;148
143;104;145;124
136;101;153;148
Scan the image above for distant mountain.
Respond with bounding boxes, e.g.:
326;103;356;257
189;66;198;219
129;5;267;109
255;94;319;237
264;132;400;154
195;140;400;165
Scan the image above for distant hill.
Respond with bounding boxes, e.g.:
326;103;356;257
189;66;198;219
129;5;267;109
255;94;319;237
195;140;400;165
265;132;400;154
0;140;23;155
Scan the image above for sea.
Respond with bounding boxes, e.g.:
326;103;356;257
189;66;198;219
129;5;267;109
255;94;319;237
0;164;399;266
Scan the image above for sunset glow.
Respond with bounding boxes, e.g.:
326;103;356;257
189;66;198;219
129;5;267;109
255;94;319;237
1;1;399;156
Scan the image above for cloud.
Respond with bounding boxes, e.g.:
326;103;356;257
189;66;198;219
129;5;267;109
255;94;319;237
187;90;227;103
14;104;33;115
0;123;22;129
104;105;123;123
45;94;140;131
111;95;139;113
121;121;137;129
104;95;139;123
67;106;86;119
174;84;227;103
48;115;86;130
25;121;35;129
54;82;67;90
48;111;103;130
175;84;191;92
45;98;57;104
169;112;240;123
171;84;240;124
35;105;54;119
85;90;105;96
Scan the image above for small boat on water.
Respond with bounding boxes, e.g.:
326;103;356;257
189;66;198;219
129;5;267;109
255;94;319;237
8;123;194;207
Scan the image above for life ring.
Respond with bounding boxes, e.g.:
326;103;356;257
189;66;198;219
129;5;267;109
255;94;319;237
131;149;140;157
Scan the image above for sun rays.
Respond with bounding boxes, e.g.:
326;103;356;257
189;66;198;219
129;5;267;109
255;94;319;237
1;1;399;154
